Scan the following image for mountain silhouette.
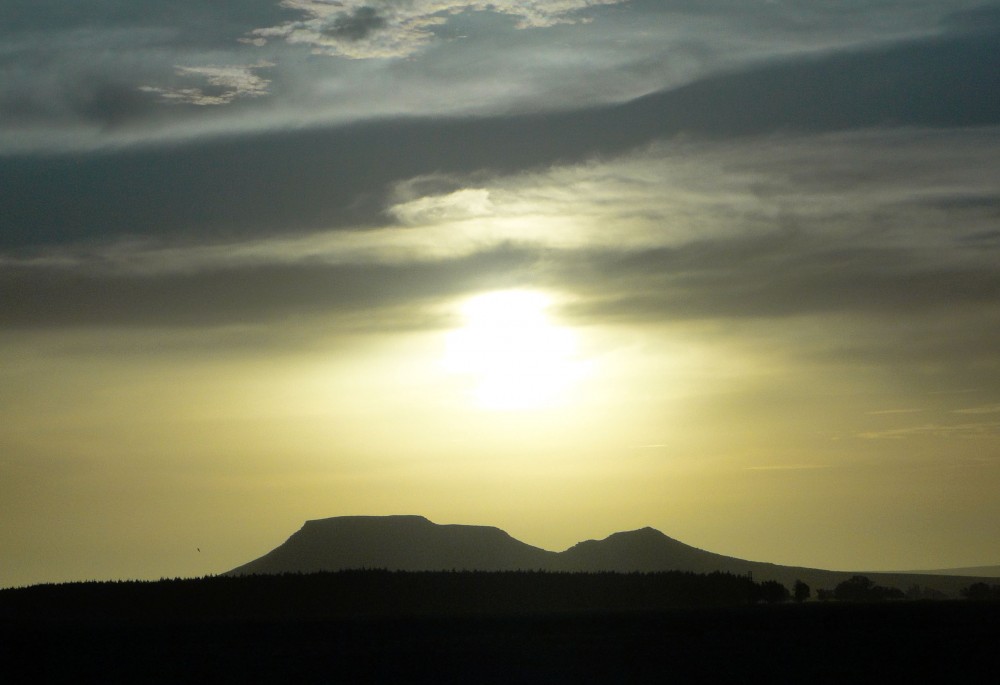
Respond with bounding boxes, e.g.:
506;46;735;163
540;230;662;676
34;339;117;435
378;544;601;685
552;527;749;574
228;515;556;575
227;515;988;596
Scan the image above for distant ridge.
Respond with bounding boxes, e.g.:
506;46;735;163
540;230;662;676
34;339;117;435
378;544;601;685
227;515;995;596
906;565;1000;578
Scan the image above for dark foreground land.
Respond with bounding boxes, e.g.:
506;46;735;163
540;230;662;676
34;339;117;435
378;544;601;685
2;571;997;684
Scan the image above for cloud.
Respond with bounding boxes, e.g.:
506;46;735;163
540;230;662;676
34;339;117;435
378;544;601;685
246;0;628;58
6;20;999;244
953;404;1000;415
3;2;996;153
388;125;1000;255
858;423;1000;440
0;245;538;329
322;6;388;41
867;409;926;416
743;465;834;471
3;124;999;333
140;62;275;106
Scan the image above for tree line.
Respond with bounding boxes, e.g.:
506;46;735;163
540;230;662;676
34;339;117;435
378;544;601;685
1;570;782;621
4;571;995;623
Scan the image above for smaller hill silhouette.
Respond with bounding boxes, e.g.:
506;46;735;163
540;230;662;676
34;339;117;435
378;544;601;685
553;527;748;574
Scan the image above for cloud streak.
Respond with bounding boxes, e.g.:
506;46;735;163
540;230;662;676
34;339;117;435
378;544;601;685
858;423;1000;440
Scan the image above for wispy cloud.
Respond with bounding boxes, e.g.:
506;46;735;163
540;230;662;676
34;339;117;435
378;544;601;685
246;0;628;58
743;464;834;471
867;409;925;416
953;404;1000;415
141;61;274;105
858;423;1000;440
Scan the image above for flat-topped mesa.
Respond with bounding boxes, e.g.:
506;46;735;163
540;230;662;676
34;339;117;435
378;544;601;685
228;515;556;576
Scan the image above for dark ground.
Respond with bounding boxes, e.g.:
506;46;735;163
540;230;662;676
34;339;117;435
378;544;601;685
2;573;997;683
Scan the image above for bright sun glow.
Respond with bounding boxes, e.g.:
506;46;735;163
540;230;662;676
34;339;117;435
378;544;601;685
443;290;587;410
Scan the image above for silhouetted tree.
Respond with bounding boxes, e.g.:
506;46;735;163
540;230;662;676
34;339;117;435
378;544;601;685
834;575;874;601
757;580;790;603
833;575;904;602
793;579;810;603
961;582;1000;601
878;586;905;600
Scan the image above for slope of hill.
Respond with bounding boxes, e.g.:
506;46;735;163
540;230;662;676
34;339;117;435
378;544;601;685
227;515;992;597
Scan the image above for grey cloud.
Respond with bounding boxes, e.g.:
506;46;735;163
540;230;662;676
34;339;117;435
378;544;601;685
0;1;287;42
0;247;538;329
905;194;1000;212
0;3;288;138
543;224;1000;384
552;233;1000;325
943;2;1000;30
72;81;164;126
5;226;997;332
322;7;388;42
646;29;1000;137
3;27;998;249
0;31;178;130
0;75;164;129
4;2;996;153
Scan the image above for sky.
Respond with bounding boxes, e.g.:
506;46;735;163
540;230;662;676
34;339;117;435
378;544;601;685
2;1;999;588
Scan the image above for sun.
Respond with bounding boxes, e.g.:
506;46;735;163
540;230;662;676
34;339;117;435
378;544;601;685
443;290;586;410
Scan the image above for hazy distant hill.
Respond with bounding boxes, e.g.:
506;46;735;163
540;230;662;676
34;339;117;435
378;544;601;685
906;565;1000;578
228;515;993;596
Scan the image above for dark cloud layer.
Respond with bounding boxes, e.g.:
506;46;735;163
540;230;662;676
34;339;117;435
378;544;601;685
0;248;537;328
0;1;285;40
3;27;998;250
4;229;998;332
563;241;1000;321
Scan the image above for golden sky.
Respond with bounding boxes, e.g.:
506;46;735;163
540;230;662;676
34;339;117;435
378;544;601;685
2;1;999;587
